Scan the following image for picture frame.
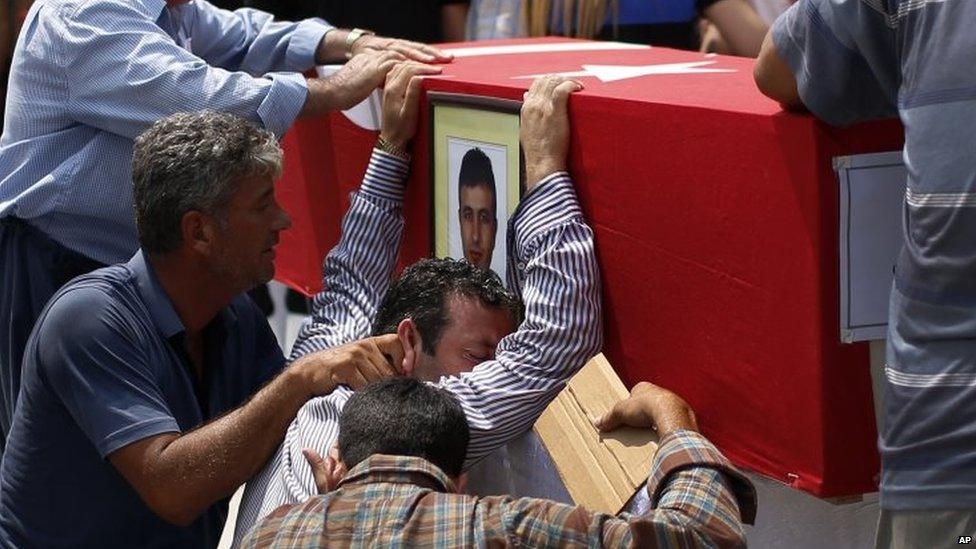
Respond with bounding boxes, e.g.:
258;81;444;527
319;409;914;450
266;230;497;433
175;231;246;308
429;93;523;281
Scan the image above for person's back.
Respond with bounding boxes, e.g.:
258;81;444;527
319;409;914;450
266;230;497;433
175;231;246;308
243;377;756;548
757;0;976;543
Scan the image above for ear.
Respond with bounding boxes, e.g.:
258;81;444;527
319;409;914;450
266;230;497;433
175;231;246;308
180;210;218;255
396;318;423;377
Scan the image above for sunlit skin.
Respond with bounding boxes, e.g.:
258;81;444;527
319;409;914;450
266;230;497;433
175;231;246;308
412;295;515;382
458;184;497;269
209;175;292;295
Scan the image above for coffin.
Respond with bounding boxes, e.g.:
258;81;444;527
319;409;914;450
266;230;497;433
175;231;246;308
273;38;904;497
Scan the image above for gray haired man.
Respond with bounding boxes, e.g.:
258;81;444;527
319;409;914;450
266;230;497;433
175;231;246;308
0;103;429;547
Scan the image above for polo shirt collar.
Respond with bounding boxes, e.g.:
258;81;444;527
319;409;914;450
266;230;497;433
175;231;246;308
129;250;185;339
338;454;457;493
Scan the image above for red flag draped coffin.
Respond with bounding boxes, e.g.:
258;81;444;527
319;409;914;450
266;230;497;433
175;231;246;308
274;38;904;497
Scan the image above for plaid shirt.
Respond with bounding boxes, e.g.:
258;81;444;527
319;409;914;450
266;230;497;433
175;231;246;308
242;430;757;548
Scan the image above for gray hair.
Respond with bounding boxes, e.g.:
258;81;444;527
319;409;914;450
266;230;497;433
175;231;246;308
132;111;283;254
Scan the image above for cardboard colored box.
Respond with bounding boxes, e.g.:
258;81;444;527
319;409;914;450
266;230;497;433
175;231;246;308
533;354;658;514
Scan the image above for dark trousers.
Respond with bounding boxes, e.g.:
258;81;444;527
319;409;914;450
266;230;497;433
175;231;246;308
0;218;104;455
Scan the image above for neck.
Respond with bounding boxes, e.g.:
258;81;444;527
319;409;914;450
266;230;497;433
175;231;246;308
148;252;234;335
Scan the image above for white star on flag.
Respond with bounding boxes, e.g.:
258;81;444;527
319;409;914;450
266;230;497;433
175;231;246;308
516;61;735;83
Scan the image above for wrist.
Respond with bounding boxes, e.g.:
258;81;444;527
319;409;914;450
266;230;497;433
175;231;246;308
525;159;566;190
345;28;375;59
285;357;324;401
316;28;348;64
377;134;410;158
312;74;349;112
654;413;697;437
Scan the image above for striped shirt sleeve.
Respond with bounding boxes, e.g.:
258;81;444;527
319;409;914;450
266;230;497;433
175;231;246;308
188;3;332;74
771;0;898;126
287;148;409;360
61;0;311;139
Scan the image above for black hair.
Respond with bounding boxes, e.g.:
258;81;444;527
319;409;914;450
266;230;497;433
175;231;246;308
371;258;522;354
338;377;470;477
457;148;497;207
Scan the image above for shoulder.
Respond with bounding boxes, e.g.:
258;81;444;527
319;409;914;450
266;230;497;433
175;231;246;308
40;265;139;336
29;265;151;379
61;0;160;32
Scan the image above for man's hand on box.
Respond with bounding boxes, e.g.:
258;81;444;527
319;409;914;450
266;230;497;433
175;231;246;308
520;75;584;192
380;62;443;151
353;35;453;65
596;381;699;438
325;50;405;111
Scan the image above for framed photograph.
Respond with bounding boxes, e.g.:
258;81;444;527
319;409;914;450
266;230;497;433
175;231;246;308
430;93;522;280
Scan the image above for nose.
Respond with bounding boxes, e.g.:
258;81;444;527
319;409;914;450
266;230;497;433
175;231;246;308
276;205;293;231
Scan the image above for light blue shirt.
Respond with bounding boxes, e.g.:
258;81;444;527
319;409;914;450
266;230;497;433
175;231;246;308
0;0;331;264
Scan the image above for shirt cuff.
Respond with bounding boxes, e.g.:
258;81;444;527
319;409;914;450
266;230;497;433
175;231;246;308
647;429;758;524
256;72;308;138
360;147;409;203
509;172;583;258
285;18;333;70
98;416;181;458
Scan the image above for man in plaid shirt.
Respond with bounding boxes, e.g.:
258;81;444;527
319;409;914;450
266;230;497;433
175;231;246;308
243;376;756;548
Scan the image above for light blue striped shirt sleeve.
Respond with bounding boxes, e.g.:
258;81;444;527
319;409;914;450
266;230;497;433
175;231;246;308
0;0;331;264
234;157;603;544
61;0;327;139
771;0;898;126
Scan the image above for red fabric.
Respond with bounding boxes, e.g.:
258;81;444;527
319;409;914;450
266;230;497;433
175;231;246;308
274;38;904;497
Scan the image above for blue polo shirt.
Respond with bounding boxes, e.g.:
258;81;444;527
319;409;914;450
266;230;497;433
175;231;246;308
0;251;286;547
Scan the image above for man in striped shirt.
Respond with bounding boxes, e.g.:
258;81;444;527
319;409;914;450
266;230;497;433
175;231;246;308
242;377;756;548
234;74;604;543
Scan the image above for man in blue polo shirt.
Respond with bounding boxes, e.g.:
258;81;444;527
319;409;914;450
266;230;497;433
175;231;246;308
0;65;435;545
754;1;976;545
0;0;451;454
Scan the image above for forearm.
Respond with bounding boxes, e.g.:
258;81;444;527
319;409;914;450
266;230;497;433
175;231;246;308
753;29;802;107
315;28;355;64
703;0;768;57
627;430;756;547
299;76;344;118
192;3;330;74
289;148;408;359
140;367;316;524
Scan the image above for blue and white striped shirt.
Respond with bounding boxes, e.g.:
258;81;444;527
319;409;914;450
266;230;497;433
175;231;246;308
0;0;330;264
233;148;603;544
775;0;976;510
